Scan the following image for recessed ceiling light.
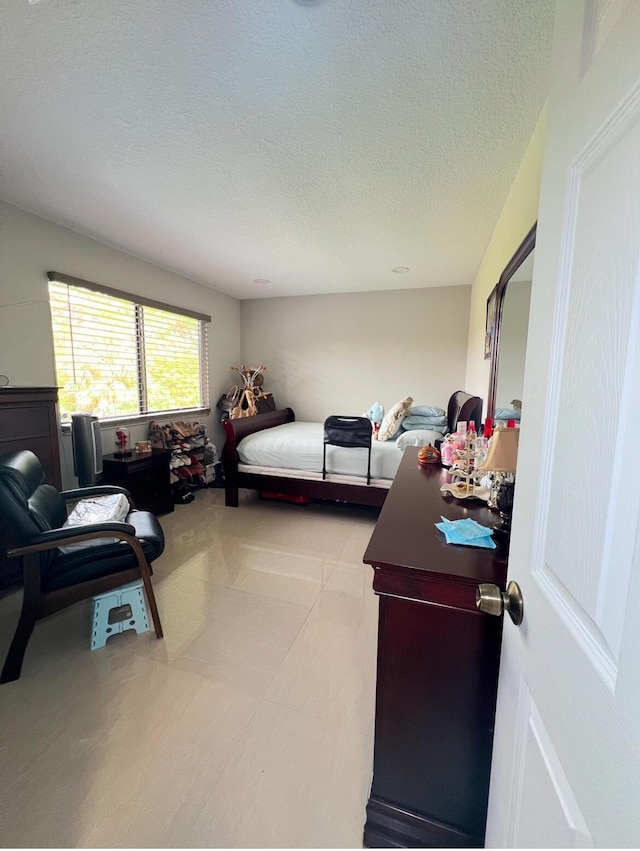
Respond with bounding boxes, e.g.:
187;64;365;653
253;278;270;285
392;267;410;273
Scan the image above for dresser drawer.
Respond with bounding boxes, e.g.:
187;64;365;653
0;404;53;440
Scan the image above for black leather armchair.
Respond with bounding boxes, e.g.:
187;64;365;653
0;450;164;683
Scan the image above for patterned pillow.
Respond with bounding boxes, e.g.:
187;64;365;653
378;396;413;441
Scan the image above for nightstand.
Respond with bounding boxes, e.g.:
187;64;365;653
101;449;174;515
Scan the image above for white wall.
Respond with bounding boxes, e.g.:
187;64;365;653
465;107;547;410
0;201;241;486
240;286;471;421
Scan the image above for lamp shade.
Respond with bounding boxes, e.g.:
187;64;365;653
477;427;519;473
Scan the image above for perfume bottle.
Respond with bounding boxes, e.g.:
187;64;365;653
467;421;477;450
440;434;455;467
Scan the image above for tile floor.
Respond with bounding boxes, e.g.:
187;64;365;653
0;488;381;848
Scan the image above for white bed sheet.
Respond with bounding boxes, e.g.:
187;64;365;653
237;421;403;481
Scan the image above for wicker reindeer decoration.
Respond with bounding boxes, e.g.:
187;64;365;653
228;364;268;419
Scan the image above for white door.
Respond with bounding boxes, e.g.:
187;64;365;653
485;1;640;847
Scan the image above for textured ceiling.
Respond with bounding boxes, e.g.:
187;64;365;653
0;0;555;299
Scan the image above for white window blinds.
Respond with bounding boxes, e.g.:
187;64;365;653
48;274;210;422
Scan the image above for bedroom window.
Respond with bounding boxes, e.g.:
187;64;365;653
47;272;210;425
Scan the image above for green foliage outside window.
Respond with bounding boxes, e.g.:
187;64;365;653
49;282;208;421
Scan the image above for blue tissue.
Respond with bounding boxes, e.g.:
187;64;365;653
435;517;496;549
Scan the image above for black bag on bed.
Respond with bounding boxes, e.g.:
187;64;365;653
322;416;373;486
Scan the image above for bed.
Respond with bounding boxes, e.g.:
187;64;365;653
221;391;482;509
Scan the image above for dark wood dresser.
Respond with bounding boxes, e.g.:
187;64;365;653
0;386;62;488
0;387;62;592
102;450;174;515
363;448;509;848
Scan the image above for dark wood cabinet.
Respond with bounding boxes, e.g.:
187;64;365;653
102;450;174;515
0;387;62;592
363;449;509;848
0;387;62;489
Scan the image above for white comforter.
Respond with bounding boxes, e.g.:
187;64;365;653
237;421;403;481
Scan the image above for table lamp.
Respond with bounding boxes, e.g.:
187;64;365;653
477;427;519;535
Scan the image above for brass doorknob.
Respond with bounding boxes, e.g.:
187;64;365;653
476;580;524;626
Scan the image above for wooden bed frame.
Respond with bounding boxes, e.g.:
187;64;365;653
221;391;482;509
221;407;388;508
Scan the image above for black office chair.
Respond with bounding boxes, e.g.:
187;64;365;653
0;450;164;683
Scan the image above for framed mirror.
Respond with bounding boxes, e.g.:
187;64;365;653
486;222;536;425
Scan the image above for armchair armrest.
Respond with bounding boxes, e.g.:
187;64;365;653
60;485;135;509
7;522;137;558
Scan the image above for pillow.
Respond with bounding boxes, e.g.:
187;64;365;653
403;414;447;426
396;429;444;451
409;405;446;418
402;416;448;435
362;402;384;426
378;396;413;441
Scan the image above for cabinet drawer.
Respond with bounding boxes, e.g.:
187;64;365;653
122;456;165;474
0;404;53;440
